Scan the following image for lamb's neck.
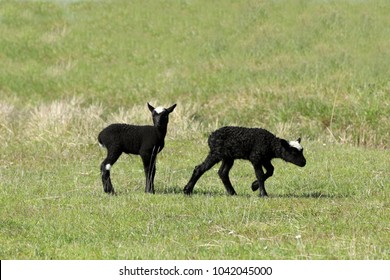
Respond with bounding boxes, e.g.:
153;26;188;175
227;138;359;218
272;138;284;159
155;125;168;138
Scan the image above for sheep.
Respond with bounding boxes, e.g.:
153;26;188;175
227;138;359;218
98;103;176;195
183;126;306;197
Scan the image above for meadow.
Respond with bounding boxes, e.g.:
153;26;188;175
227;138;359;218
0;0;389;259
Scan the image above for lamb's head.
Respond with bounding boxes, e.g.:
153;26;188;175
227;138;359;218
147;103;177;128
280;138;306;167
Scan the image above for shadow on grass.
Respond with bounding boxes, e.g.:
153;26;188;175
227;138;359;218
158;185;224;196
97;185;341;199
158;187;340;199
272;192;340;199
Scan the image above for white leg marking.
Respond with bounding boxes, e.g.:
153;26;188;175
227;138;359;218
105;164;111;171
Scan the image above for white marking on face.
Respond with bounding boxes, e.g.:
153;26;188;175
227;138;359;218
105;164;111;171
289;140;303;151
154;106;165;114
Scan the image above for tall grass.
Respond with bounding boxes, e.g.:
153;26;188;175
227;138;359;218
1;0;389;147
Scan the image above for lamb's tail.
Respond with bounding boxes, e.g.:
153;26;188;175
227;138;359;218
97;134;105;148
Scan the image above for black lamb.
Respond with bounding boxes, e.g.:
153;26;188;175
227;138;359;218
98;103;176;194
183;126;306;197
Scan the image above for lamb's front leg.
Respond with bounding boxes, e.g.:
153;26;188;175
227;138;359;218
141;149;158;194
251;162;274;193
252;163;268;197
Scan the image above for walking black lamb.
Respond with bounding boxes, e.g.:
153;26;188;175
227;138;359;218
183;126;306;197
98;103;176;194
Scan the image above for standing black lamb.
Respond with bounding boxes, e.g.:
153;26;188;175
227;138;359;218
98;103;176;194
183;126;306;197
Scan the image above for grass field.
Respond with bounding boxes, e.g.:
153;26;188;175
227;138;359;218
0;0;389;259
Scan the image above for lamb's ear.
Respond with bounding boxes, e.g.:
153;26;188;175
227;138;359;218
297;138;301;143
166;104;177;113
280;139;290;149
147;103;155;113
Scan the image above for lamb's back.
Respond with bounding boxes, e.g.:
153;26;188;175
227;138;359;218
98;123;156;154
208;126;276;159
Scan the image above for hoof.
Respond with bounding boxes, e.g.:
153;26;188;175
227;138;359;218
183;186;193;195
227;190;237;196
145;189;155;194
104;189;116;195
259;191;268;198
251;181;259;192
103;184;115;194
105;188;116;195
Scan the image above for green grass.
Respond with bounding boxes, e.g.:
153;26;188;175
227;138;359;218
1;138;389;259
0;0;389;259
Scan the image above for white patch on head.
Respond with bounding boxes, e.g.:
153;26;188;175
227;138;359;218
289;140;303;151
105;164;111;171
154;106;165;114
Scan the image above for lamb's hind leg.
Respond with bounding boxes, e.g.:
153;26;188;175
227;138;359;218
184;153;220;195
218;158;236;195
101;149;122;194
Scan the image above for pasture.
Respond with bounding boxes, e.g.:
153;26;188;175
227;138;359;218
0;0;389;259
